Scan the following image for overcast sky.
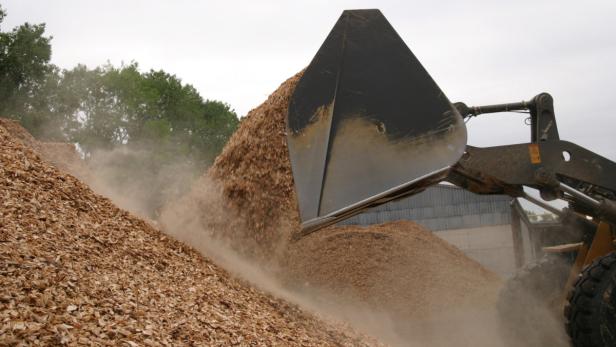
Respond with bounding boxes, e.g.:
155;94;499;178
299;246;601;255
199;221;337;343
3;0;615;161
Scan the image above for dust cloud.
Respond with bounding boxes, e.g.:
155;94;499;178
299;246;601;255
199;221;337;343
150;175;553;347
64;152;569;347
60;144;568;347
81;146;202;220
156;176;410;346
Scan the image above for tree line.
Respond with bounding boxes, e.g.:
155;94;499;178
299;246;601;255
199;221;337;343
0;5;238;166
0;6;240;217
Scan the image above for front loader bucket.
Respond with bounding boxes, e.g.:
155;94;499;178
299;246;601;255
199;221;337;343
287;9;466;236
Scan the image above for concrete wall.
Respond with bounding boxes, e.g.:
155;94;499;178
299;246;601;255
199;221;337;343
434;224;515;278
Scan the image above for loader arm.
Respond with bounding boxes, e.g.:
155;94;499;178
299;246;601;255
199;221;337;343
287;9;616;238
448;94;616;226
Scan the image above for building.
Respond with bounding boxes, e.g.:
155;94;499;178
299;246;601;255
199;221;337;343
339;184;518;277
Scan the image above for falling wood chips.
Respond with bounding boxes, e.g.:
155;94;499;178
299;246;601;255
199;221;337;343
207;73;303;250
204;72;502;324
0;123;380;345
281;221;502;321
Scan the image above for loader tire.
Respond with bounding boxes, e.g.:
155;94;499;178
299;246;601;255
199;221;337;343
565;251;616;347
497;255;570;347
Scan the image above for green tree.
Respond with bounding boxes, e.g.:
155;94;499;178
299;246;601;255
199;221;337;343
52;62;239;216
59;64;132;150
0;6;5;26
0;5;55;136
0;6;240;217
57;62;239;163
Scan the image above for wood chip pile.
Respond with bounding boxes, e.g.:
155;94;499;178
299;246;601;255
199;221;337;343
199;72;502;330
35;142;87;179
207;73;302;250
0;119;89;181
0;119;40;149
282;221;502;321
0;123;377;346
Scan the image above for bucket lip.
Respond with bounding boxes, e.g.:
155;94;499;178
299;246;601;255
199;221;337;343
294;166;451;239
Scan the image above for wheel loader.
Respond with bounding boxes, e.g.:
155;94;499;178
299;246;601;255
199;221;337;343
286;9;616;347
